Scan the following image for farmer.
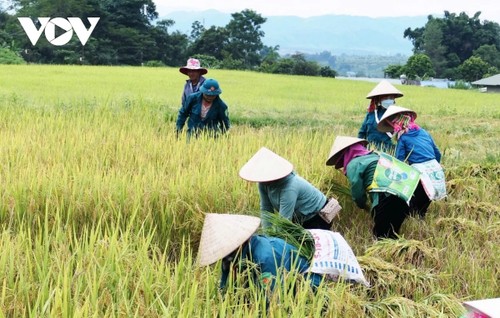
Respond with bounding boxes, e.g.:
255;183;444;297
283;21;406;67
179;58;207;106
358;80;403;152
377;105;447;217
198;213;368;302
326;136;421;239
197;213;323;294
176;78;230;138
239;147;341;230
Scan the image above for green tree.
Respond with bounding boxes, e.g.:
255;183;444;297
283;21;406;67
473;44;500;69
458;56;490;82
405;53;435;80
290;53;320;76
151;19;188;66
225;9;266;68
188;25;229;60
189;20;205;41
384;64;404;78
0;46;25;64
422;18;447;77
404;11;500;79
9;0;162;65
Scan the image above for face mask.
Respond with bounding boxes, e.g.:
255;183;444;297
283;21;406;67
380;99;395;108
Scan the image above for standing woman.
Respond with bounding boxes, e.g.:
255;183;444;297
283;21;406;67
377;106;447;217
326;136;421;239
358;80;404;152
179;58;207;105
239;147;341;230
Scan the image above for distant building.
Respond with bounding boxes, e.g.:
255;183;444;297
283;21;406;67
472;74;500;93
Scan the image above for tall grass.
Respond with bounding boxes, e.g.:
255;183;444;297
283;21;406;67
0;65;498;316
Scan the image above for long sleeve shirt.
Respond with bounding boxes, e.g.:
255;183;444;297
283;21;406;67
258;172;326;226
358;109;394;151
181;76;205;105
345;153;381;209
176;92;230;135
395;128;441;164
219;235;322;291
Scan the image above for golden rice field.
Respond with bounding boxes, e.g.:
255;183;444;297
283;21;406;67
0;64;499;317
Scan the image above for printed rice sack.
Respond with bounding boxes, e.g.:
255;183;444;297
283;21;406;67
307;229;369;287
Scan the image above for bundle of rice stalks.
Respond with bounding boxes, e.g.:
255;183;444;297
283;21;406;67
321;177;352;199
421;293;465;317
364;296;447;317
364;238;440;268
446;200;500;221
319;286;366;317
258;212;315;261
435;217;487;240
357;256;437;300
486;221;500;237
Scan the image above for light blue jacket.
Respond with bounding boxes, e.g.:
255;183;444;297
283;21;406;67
258;172;326;226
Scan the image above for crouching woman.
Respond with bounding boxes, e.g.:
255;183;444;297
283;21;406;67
325;136;421;239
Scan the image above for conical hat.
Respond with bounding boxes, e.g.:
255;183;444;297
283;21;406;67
198;213;261;266
326;136;367;166
463;298;500;318
377;105;417;132
239;147;293;182
366;80;404;99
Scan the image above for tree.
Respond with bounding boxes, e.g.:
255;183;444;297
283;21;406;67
473;44;500;69
0;47;25;64
384;64;404;78
188;26;229;60
225;9;266;68
320;66;336;78
151;19;188;66
290;53;320;76
405;53;435;80
458;56;490;82
189;21;205;41
422;18;447;77
404;11;500;79
9;0;162;65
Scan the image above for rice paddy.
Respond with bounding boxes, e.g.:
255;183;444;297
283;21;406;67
0;64;498;317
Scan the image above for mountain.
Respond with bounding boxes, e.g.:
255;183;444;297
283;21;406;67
160;10;428;56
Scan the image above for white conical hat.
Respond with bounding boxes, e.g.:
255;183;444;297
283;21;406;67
463;298;500;318
198;213;261;266
377;105;418;132
326;136;367;166
239;147;293;182
366;80;404;99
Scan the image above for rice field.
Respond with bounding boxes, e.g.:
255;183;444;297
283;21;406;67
0;64;499;317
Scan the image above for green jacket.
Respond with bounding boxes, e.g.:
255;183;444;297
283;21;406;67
345;153;383;209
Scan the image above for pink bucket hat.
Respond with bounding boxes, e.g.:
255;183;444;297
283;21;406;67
179;58;208;75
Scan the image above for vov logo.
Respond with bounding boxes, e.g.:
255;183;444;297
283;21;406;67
18;17;100;46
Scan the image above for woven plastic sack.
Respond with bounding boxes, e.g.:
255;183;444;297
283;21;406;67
307;229;369;287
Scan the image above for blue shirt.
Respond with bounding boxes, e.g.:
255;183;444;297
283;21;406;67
219;235;322;291
395;128;441;164
258;172;327;226
358;108;394;151
181;76;205;105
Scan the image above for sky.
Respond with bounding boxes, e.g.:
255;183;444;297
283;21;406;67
154;0;500;24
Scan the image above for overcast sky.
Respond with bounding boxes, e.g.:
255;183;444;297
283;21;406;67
155;0;500;23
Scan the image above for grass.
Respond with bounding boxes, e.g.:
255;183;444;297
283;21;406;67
0;64;498;317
